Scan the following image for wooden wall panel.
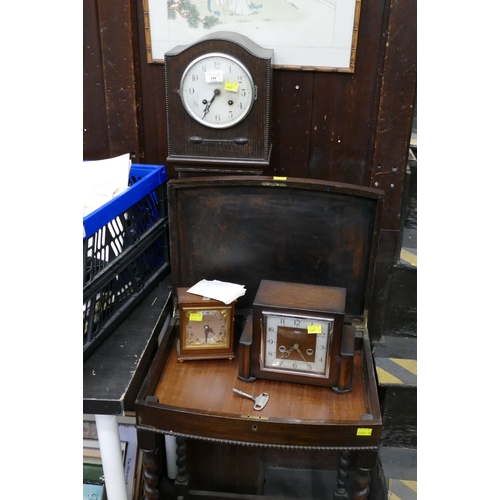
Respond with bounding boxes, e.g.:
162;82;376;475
83;0;141;160
83;0;108;158
268;70;314;178
371;0;417;231
135;1;168;166
308;0;386;186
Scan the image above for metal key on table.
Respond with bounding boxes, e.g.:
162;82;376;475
232;388;269;411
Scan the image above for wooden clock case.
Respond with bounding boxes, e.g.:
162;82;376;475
177;287;236;361
246;279;355;392
165;32;273;176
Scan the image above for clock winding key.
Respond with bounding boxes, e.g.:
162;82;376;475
232;388;269;411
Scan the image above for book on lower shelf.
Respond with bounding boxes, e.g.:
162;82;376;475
83;462;105;484
119;424;139;500
83;482;107;500
82;424;140;500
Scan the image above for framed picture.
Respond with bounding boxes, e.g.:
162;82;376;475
143;0;362;72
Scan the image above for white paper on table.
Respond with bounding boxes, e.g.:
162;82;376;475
83;153;132;217
187;279;246;305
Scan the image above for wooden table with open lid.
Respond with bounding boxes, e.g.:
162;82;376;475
135;176;384;500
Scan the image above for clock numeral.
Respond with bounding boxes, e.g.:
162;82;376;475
214;61;221;69
191;74;198;82
188;87;195;95
267;338;274;344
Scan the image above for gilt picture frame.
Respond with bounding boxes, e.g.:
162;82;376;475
143;0;362;72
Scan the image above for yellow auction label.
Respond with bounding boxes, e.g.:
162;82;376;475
356;428;373;436
273;176;287;180
189;313;203;321
225;81;239;92
307;325;322;334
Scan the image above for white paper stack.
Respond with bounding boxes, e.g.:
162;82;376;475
83;153;132;217
187;279;247;305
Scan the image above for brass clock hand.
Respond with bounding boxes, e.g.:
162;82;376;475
202;88;221;119
277;343;300;366
295;346;313;369
279;343;298;358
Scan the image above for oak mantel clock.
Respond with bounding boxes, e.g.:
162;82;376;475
177;287;236;361
164;31;273;177
238;280;356;392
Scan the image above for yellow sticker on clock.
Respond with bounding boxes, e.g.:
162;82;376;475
356;428;373;436
189;313;203;321
307;325;322;334
225;81;239;92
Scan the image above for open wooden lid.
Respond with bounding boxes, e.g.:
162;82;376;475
167;176;383;322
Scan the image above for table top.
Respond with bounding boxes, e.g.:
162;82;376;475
83;279;172;415
155;347;368;422
136;325;382;449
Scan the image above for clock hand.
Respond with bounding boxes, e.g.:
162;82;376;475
204;324;214;343
295;346;313;369
277;343;300;365
279;343;298;358
202;88;221;119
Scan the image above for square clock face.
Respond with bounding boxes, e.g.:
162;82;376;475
183;306;232;350
261;312;334;379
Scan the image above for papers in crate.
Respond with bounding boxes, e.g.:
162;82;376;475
83;153;131;217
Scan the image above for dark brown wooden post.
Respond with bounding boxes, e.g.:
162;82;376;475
142;448;160;500
138;428;162;500
334;449;351;498
175;435;190;499
353;449;378;500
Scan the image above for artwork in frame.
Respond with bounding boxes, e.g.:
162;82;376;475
144;0;362;72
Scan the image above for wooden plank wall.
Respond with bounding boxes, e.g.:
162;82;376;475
83;0;417;340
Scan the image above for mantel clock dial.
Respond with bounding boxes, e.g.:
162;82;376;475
177;287;236;361
165;31;273;176
262;313;333;376
179;53;255;129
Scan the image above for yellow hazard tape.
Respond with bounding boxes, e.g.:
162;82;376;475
376;367;403;385
391;358;417;376
400;248;417;267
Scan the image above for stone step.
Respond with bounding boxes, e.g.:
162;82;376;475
382;234;417;339
373;336;417;448
378;446;417;499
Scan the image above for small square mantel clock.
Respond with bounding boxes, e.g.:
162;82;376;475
239;280;355;392
164;31;274;176
177;287;236;361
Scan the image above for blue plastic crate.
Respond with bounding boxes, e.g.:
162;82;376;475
83;163;169;359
